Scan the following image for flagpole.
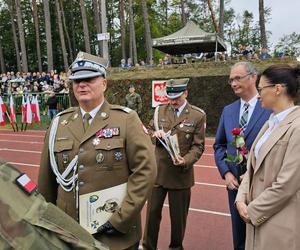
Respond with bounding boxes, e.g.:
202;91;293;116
4;111;15;132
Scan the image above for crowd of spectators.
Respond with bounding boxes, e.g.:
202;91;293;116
0;70;69;96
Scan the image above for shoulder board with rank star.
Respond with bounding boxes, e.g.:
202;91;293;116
110;105;132;113
56;107;77;117
191;105;205;114
15;173;37;195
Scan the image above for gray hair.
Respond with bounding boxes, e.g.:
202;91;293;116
231;62;258;75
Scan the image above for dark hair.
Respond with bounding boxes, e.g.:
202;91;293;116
261;64;300;98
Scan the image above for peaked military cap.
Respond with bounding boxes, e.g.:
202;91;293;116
69;51;109;80
166;78;189;99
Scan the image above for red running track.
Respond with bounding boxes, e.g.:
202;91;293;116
0;129;233;250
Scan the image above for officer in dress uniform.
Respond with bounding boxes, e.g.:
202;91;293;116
0;158;107;250
38;52;157;250
142;78;206;250
125;84;142;115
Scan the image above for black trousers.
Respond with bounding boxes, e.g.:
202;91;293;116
228;189;246;250
143;185;191;250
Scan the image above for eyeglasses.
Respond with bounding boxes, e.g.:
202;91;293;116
228;73;251;85
257;84;276;94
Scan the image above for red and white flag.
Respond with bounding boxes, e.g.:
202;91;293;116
26;96;32;124
9;95;16;125
21;95;27;123
0;96;7;126
31;96;40;123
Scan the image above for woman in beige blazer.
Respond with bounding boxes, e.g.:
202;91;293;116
236;64;300;250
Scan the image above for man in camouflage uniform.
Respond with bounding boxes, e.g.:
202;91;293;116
38;52;157;250
125;84;142;115
0;158;107;250
143;78;206;250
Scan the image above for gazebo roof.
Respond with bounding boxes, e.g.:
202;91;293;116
152;21;226;55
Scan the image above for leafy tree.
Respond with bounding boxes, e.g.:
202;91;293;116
275;32;300;57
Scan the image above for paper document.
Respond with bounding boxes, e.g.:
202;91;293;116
79;182;127;234
157;131;181;162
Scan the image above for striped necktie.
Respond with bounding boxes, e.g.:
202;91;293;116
83;113;91;132
239;103;249;131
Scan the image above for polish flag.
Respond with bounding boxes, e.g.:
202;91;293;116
0;96;7;126
31;96;40;123
21;95;27;123
9;95;16;125
16;174;37;194
26;96;32;124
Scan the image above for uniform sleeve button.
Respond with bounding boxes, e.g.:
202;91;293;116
79;165;84;170
79;148;84;153
79;181;84;186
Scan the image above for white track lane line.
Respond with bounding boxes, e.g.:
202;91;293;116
0;133;44;138
0;148;41;154
8;161;40;167
194;164;217;169
195;181;225;188
163;204;230;217
0;139;43;144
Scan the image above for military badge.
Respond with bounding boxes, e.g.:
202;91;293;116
179;124;184;128
114;151;123;161
62;153;69;164
16;174;37;195
96;127;120;138
96;152;104;163
92;137;101;146
185;134;191;139
61;120;68;126
100;112;107;118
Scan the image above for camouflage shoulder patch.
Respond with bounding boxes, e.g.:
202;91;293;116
191;105;206;115
110;105;132;113
56;107;77;117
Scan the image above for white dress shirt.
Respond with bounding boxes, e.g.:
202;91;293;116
80;101;104;125
176;100;187;117
254;106;297;159
239;95;258;125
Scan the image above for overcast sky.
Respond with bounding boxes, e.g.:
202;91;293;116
228;0;300;47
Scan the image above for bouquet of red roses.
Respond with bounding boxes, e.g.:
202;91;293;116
225;128;248;175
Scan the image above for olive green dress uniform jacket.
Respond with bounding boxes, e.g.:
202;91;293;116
38;100;157;250
236;107;300;250
0;159;107;250
153;102;206;188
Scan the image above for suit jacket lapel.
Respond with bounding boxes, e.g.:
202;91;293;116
80;101;109;144
230;100;240;129
254;107;300;174
244;102;264;139
66;108;85;142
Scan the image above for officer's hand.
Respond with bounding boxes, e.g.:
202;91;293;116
173;155;185;166
224;172;239;190
97;221;121;235
153;130;165;138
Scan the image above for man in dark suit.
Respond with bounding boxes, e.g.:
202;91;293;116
214;62;271;250
143;78;206;250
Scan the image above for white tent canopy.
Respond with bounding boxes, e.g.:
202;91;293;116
152;21;226;55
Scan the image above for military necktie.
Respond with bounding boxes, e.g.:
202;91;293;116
239;103;249;131
83;113;91;132
174;108;179;119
